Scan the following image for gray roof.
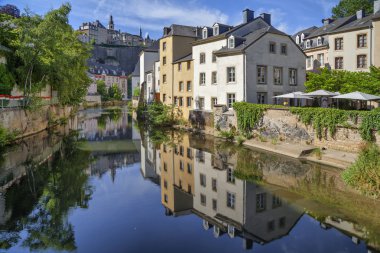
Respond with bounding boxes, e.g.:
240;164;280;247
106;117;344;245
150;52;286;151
88;60;127;76
173;53;192;64
306;15;355;39
142;40;159;52
163;24;200;38
131;59;140;77
214;24;288;55
331;12;380;34
292;26;318;39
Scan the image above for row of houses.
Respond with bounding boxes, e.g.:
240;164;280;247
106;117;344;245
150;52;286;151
133;1;380;120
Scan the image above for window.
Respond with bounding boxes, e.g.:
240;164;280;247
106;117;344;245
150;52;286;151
147;74;152;83
199;73;206;85
289;68;297;86
227;192;235;209
273;67;282;85
163;93;166;102
202;29;208;39
269;42;276;53
178;63;182;71
179;81;184;92
227;67;236;83
227;168;235;183
200;53;206;64
279;217;286;228
180;160;184;171
212;52;217;62
163;42;167;51
335;38;343;50
256;193;266;212
317;37;323;46
212;71;217;84
272;195;282;208
187;148;192;158
187;61;191;70
317;53;324;66
267;220;275;232
306;56;313;68
335;57;343;69
163;74;167;83
227;93;235;108
186;97;192;107
257;66;267;84
211;97;217;109
198;97;205;110
179;97;183;107
200;173;206;187
200;194;206;206
212;199;217;211
257;92;267;104
187;81;192;91
301;33;305;42
357;55;367;68
164;194;168;203
188;185;192;193
187;163;192;174
281;44;287;55
180;146;184;156
164;180;168;189
228;37;235;48
296;35;300;44
212;178;217;192
174;97;178;106
213;25;219;36
357;34;367;48
164;162;167;172
163;56;166;65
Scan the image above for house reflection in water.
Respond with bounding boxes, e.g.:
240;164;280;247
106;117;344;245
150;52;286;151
140;132;379;252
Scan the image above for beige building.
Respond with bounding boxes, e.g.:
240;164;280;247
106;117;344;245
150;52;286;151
159;25;200;114
294;1;380;72
173;54;194;120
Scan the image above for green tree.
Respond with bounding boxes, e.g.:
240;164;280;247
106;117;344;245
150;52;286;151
305;67;380;95
0;64;15;94
332;0;374;18
12;4;91;105
96;80;109;101
109;83;122;100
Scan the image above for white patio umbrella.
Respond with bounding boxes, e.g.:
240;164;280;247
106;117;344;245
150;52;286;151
332;91;380;101
305;90;340;97
274;92;313;100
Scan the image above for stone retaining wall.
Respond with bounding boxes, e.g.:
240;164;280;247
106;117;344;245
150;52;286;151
0;105;73;139
213;106;380;153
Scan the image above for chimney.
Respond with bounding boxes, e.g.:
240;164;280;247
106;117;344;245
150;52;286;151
322;18;334;26
260;13;271;25
163;27;171;36
356;9;365;19
243;9;254;23
375;0;380;13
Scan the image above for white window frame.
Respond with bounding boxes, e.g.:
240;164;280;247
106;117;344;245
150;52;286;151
227;67;236;83
227;93;236;108
228;36;235;49
213;25;219;36
199;72;206;85
202;28;208;39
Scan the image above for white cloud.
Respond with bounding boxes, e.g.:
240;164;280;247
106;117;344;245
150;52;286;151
256;7;291;34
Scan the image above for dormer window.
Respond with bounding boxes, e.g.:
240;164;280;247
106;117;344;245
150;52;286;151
213;24;219;36
301;33;305;43
306;40;311;48
296;35;300;44
317;37;323;46
228;36;235;49
202;28;208;39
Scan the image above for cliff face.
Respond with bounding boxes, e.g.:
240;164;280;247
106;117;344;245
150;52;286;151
90;45;142;75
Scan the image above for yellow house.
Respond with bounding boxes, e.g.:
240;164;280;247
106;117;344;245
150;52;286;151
159;25;200;120
173;54;194;120
160;134;194;216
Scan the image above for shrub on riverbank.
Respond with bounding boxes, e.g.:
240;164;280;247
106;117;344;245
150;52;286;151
0;126;17;149
342;143;380;198
146;102;177;127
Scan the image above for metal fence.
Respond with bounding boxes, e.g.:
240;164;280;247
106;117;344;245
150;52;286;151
0;95;59;109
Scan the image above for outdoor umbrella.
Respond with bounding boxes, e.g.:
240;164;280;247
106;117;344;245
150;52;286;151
332;91;380;101
305;90;340;97
274;92;313;100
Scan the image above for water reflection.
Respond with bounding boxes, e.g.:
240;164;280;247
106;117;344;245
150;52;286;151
0;107;379;253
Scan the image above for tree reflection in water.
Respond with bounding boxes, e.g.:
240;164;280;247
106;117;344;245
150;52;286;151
0;131;92;251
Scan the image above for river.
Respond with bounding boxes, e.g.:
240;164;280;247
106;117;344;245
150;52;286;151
0;107;379;253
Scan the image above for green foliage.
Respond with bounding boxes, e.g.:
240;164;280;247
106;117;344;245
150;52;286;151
133;86;140;97
109;84;122;100
236;135;246;146
12;4;92;105
146;102;176;127
219;130;235;141
0;64;15;94
96;80;109;101
233;102;273;134
359;110;380;142
342;143;380;198
305;67;380;95
0;125;17;149
332;0;374;18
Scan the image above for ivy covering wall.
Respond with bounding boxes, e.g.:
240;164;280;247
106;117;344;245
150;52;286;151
232;102;380;142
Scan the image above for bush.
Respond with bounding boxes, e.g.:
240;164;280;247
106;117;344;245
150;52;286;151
342;143;380;198
236;135;246;146
133;87;140;97
219;130;235;142
0;126;17;149
147;102;176;127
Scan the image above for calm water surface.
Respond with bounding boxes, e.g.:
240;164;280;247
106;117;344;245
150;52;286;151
0;107;379;253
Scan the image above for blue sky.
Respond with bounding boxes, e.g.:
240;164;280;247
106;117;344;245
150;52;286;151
5;0;340;38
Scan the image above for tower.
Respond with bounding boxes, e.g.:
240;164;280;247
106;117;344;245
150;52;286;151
139;27;142;37
109;15;114;30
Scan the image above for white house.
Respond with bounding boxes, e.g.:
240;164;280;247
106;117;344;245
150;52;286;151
193;9;306;111
139;43;159;102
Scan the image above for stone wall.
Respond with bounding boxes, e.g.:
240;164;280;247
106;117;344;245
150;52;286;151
213;107;380;153
189;110;214;135
0;105;73;139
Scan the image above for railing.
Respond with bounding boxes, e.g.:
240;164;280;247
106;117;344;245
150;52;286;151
0;95;59;109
